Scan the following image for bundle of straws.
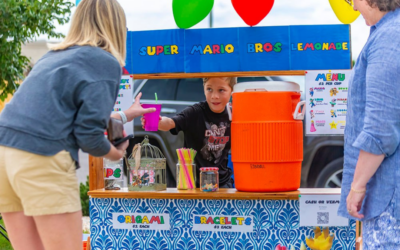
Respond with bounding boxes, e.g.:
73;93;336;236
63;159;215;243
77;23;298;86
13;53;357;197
177;148;197;189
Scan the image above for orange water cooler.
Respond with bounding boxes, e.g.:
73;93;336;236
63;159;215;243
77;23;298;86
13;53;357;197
228;81;305;192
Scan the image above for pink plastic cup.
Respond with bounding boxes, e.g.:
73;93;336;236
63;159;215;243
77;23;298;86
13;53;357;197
142;104;162;131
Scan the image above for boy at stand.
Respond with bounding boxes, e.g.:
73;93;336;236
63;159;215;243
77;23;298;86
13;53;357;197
141;77;236;188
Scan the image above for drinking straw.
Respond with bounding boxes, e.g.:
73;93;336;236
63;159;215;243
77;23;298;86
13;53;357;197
176;148;197;189
179;164;186;189
176;149;189;189
155;93;158;104
186;150;196;183
181;149;193;189
178;149;194;189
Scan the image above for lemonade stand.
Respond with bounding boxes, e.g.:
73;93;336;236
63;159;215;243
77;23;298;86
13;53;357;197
87;1;361;249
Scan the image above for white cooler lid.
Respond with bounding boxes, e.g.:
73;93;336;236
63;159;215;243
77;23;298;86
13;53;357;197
233;81;300;93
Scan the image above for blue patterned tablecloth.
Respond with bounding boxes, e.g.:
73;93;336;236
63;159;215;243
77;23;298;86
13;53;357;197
90;198;356;250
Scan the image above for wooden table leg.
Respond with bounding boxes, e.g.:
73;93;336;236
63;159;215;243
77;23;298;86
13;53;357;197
89;155;104;191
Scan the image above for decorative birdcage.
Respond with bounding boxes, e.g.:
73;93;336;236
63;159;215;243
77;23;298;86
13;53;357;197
127;136;167;191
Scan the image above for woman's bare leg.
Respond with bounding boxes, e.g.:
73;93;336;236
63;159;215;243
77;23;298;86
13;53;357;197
34;210;82;250
2;211;45;250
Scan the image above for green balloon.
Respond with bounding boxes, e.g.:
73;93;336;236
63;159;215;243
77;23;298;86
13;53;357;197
173;0;214;29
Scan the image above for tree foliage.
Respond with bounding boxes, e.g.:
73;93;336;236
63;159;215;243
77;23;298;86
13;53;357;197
80;176;90;216
0;0;73;101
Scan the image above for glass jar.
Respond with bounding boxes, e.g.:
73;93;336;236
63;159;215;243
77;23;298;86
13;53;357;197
176;163;196;190
104;158;123;190
200;167;219;192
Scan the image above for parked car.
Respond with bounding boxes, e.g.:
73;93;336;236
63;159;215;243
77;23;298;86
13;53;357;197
125;76;344;188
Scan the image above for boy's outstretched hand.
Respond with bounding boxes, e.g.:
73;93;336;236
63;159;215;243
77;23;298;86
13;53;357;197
124;92;155;122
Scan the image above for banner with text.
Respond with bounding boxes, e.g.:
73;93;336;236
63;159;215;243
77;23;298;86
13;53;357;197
126;25;351;74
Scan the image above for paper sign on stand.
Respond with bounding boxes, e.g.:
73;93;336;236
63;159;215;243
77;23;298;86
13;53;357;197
299;194;348;227
193;215;254;233
305;70;351;136
112;213;170;230
112;75;134;135
104;166;123;180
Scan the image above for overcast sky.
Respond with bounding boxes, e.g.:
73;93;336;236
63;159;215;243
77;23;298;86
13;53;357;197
53;0;370;60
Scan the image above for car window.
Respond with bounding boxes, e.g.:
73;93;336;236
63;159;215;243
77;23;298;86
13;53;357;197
140;79;178;100
176;78;205;102
237;77;268;83
133;79;144;91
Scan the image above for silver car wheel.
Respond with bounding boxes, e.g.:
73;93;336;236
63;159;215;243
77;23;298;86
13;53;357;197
324;169;343;188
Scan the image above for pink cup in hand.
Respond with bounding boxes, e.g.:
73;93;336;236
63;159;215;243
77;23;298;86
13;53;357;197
142;104;162;131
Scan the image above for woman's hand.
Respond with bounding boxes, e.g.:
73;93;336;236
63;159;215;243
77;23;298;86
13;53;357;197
123;92;156;122
346;150;384;219
346;188;365;219
104;131;129;161
115;130;129;153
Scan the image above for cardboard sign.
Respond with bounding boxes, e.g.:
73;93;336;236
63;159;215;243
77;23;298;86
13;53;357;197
192;215;254;232
305;70;351;135
299;195;348;227
112;75;134;135
126;25;351;74
112;213;170;230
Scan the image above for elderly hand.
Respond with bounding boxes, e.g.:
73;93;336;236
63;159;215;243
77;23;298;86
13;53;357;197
346;186;366;219
123;92;156;122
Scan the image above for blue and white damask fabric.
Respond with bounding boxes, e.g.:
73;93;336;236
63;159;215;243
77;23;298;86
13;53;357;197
90;198;356;250
363;198;400;249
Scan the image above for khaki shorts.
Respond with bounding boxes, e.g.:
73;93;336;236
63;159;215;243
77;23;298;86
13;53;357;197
0;145;81;216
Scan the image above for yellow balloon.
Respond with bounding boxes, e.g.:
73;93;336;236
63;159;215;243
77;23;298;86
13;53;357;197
329;0;360;24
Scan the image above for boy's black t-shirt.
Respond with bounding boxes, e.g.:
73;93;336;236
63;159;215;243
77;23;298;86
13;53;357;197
170;101;232;187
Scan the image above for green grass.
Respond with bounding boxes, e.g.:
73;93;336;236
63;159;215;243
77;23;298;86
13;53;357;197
0;217;13;250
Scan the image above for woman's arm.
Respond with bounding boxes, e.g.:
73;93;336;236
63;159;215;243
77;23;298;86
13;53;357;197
103;141;128;161
106;93;156;160
347;150;384;219
352;150;384;190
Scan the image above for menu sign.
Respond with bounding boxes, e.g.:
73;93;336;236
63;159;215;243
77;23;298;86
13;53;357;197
112;75;134;135
305;70;351;135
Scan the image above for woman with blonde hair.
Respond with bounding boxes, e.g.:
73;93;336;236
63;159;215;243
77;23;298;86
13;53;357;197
0;0;153;249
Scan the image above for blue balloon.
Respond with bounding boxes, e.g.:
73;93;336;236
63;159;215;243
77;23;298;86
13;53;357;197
76;0;81;6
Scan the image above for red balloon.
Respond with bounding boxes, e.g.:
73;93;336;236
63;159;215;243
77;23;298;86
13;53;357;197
232;0;275;26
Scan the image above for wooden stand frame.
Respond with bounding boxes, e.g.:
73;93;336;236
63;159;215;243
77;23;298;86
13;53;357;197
88;70;307;191
88;69;362;242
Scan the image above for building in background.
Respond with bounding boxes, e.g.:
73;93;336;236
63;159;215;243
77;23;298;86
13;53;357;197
21;40;51;63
